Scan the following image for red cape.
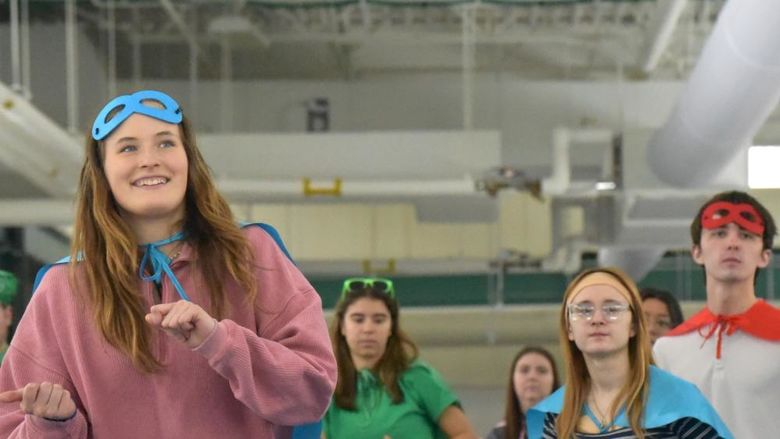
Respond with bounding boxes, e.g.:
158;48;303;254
667;299;780;341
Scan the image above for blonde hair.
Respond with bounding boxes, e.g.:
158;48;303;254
556;267;653;439
71;114;256;373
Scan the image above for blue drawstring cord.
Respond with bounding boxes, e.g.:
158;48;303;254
138;231;191;301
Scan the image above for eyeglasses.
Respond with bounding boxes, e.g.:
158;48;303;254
341;277;395;301
568;303;630;322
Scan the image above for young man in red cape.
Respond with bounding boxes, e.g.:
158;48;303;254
654;191;780;438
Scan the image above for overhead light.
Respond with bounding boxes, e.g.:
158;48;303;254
595;181;616;191
208;16;253;34
748;146;780;188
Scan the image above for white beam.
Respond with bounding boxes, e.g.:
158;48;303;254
638;0;688;73
0;200;74;226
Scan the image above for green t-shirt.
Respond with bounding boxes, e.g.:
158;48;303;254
324;361;460;439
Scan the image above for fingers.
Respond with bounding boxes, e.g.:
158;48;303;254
161;303;198;331
18;382;76;421
0;389;23;403
148;302;176;315
149;301;205;332
146;300;216;348
144;310;163;326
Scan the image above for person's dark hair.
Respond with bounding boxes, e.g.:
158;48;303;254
691;191;776;250
640;288;684;328
690;191;776;284
503;346;561;439
330;286;418;410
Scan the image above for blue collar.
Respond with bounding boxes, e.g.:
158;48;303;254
139;231;190;301
526;366;733;439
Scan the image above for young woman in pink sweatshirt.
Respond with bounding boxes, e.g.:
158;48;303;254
0;90;336;438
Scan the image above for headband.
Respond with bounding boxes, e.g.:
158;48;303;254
92;90;182;141
567;272;632;304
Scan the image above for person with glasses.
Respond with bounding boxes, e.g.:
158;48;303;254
526;267;731;439
323;277;478;439
654;191;780;438
0;90;336;438
639;288;684;345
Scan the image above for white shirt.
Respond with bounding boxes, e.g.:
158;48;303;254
654;326;780;439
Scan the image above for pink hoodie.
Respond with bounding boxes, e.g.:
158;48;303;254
0;226;336;438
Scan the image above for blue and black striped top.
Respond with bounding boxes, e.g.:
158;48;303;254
541;413;726;439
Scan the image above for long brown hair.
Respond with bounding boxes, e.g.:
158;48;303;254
503;346;560;439
71;112;256;373
556;267;653;439
330;287;418;410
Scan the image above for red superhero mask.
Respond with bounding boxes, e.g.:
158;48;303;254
701;201;765;236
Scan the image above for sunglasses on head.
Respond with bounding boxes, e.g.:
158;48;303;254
340;277;395;301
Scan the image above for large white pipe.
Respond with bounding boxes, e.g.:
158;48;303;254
648;0;780;188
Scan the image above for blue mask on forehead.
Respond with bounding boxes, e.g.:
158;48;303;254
91;90;183;141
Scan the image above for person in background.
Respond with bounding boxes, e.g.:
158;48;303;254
0;90;336;438
486;346;560;439
639;288;684;345
323;277;478;439
527;267;732;439
654;191;780;438
0;270;18;363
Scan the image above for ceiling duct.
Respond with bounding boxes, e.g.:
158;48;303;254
648;0;780;188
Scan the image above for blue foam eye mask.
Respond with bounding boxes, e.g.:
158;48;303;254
91;90;183;141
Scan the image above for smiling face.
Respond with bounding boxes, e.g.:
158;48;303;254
340;297;392;369
693;222;770;287
512;352;556;412
567;284;635;359
102;114;188;233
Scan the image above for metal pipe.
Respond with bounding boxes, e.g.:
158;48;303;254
9;0;22;92
189;8;199;125
159;0;203;57
20;0;31;98
217;178;476;200
639;0;688;73
0;200;75;226
220;36;233;132
461;4;476;131
65;0;79;133
107;0;117;97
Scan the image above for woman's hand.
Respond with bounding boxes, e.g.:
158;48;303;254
0;382;77;421
145;300;217;349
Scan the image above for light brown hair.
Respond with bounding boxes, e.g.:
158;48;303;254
503;346;561;439
556;267;653;439
71;112;256;373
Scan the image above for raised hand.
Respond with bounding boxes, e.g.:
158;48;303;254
145;300;217;349
0;382;77;421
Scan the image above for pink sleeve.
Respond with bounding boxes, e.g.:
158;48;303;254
192;228;337;425
0;272;89;438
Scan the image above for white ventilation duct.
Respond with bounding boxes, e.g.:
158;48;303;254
648;0;780;188
597;246;666;283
